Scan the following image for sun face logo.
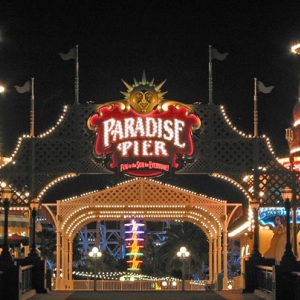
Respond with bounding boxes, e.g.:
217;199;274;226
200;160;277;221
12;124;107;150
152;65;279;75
87;72;201;177
120;72;167;114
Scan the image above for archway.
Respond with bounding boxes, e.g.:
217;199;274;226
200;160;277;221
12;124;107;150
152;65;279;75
42;177;241;290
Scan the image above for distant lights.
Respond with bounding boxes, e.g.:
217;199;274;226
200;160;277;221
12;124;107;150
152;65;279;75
0;106;68;170
220;106;250;138
291;43;300;54
37;106;68;138
221;106;277;157
72;270;179;283
264;136;276;156
228;221;250;237
61;206;222;239
212;173;251;202
291;147;300;154
37;173;77;201
294;120;300;127
57;177;226;239
0;136;24;169
125;219;145;270
75;214;211;238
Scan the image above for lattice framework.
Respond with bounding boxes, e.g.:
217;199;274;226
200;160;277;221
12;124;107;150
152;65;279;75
0;103;297;208
50;178;228;242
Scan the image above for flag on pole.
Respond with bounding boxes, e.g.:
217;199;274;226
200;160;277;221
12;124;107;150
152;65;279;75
58;47;76;61
211;48;229;61
14;81;30;93
59;46;79;103
258;81;274;94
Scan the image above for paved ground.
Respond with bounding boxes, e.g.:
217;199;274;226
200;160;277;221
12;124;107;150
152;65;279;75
25;290;266;300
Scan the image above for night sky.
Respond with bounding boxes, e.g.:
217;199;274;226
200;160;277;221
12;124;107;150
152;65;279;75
1;1;300;201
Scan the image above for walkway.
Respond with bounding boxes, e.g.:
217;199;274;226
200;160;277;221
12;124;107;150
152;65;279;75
25;290;266;300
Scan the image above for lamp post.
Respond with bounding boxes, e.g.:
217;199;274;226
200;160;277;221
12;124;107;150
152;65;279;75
177;246;190;291
88;246;102;291
0;182;13;263
28;198;40;259
281;187;296;264
291;44;300;54
250;199;262;259
286;127;298;258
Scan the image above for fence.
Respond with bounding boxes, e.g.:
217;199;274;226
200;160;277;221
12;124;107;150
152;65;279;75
291;271;300;300
21;264;34;294
256;265;273;294
72;279;208;291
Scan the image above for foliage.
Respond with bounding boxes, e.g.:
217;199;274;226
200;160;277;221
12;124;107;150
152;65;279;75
155;221;208;278
36;229;56;263
36;223;81;267
75;250;119;274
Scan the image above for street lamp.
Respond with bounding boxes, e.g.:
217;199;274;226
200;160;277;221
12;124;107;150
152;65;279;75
88;246;102;291
281;187;296;264
285;127;298;258
291;44;300;54
177;246;189;291
250;199;262;259
28;198;40;259
0;182;13;263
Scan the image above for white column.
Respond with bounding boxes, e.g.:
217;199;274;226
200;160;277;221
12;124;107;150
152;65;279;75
55;231;62;289
213;236;217;283
209;238;213;283
222;216;229;290
56;201;62;290
62;234;68;289
68;239;73;289
218;231;222;273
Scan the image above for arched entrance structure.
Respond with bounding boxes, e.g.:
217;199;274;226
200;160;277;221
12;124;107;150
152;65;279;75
42;177;241;289
0;74;299;290
1;103;296;203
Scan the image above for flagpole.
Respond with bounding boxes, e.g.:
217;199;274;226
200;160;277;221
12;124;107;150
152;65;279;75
75;45;79;104
208;45;213;105
30;78;35;137
254;78;258;137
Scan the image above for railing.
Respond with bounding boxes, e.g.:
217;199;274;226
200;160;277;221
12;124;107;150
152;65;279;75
291;271;300;300
0;271;3;299
256;265;273;294
72;279;208;291
21;264;34;294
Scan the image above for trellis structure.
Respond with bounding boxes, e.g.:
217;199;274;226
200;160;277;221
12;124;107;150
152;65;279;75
42;177;241;290
0;103;296;206
0;99;298;290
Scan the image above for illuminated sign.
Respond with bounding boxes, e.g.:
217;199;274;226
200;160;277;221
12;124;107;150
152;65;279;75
259;207;300;228
88;73;201;177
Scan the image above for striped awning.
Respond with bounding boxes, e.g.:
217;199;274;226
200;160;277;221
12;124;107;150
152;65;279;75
0;234;29;247
0;214;29;228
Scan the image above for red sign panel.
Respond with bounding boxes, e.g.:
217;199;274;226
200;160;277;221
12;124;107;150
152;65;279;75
88;75;201;177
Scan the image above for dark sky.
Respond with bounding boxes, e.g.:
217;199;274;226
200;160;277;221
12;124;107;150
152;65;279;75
1;0;300;157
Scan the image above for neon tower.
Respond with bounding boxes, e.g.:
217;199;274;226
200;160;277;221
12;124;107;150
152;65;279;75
125;219;145;270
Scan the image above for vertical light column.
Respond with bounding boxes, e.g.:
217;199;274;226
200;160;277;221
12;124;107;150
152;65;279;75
125;219;144;271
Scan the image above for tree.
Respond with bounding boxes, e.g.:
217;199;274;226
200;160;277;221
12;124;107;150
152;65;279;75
155;221;208;278
36;224;82;269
